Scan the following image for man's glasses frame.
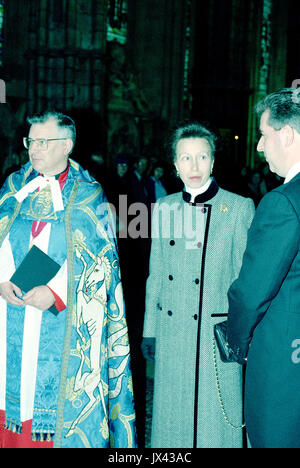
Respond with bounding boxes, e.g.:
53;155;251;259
23;137;67;150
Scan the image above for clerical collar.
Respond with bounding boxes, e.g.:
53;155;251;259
39;161;70;181
182;178;219;204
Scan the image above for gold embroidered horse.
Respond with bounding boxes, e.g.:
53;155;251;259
66;249;108;437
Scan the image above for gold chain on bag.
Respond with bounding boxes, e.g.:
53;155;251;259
213;337;246;429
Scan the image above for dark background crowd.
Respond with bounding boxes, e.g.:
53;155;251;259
85;148;282;209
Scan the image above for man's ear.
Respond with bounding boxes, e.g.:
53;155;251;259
280;125;294;148
64;138;74;155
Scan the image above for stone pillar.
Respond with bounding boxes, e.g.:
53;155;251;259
246;0;269;168
246;0;288;167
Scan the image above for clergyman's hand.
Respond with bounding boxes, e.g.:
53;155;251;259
0;281;24;306
23;285;55;311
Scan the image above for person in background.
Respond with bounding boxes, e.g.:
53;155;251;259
246;169;263;207
259;162;282;194
116;153;129;178
106;153;131;207
145;163;168;204
0;111;136;448
227;87;300;448
85;152;106;187
142;121;255;448
105;153;132;309
129;155;149;207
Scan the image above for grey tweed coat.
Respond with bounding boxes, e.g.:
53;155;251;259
143;181;255;448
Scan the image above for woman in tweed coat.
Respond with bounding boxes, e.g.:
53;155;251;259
142;122;255;448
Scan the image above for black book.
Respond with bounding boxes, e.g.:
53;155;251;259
10;245;61;316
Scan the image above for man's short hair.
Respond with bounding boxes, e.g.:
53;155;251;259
27;111;76;143
168;121;218;162
255;87;300;134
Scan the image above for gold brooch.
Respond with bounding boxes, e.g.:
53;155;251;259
220;203;229;213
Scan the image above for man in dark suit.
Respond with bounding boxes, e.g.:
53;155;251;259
227;87;300;448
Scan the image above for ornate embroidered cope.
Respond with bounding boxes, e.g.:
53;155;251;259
0;160;137;448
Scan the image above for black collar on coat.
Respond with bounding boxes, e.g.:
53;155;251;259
182;178;219;205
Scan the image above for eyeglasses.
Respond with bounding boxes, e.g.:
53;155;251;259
23;137;67;150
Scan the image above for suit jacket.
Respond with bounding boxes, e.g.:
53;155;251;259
227;172;300;448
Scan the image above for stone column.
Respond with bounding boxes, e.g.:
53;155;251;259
246;0;288;167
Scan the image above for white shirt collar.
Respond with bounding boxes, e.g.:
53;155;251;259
14;175;64;212
185;177;212;202
284;161;300;184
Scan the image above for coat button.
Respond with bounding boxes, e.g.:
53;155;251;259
169;275;173;281
202;208;207;214
194;314;198;320
168;310;173;316
170;240;175;246
195;279;200;285
197;242;202;249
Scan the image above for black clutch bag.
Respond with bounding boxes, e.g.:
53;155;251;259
214;321;245;364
